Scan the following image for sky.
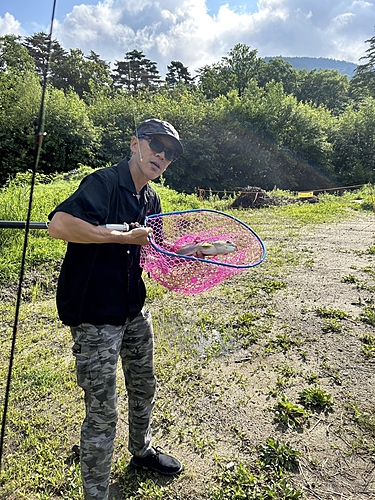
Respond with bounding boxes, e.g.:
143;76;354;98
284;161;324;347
0;0;374;75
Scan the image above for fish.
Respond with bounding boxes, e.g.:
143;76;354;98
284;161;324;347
175;240;238;256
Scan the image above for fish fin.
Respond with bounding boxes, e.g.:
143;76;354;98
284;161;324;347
201;242;213;247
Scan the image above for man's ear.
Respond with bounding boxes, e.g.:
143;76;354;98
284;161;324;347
130;136;139;154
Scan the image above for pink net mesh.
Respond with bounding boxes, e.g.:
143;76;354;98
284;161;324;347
140;209;266;294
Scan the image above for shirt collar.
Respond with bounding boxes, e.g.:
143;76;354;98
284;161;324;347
117;157;152;203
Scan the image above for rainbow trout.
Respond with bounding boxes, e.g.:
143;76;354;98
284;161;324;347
176;240;237;256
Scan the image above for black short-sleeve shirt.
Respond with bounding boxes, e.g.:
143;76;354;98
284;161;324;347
48;158;162;326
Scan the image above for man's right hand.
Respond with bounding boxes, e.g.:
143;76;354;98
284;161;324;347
125;227;153;246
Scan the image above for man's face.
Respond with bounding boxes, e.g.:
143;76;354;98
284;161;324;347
130;134;177;181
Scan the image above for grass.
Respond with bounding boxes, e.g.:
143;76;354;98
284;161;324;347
0;176;375;498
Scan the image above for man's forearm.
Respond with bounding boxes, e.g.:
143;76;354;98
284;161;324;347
48;212;152;245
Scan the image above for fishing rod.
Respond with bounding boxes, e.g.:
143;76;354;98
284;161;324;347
0;0;57;473
0;220;135;231
0;221;49;230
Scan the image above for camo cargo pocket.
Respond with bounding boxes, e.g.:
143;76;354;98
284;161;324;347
73;347;102;390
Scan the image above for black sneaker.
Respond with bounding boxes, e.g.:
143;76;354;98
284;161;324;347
130;446;183;476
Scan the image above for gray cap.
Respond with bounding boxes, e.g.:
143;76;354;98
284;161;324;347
136;118;183;154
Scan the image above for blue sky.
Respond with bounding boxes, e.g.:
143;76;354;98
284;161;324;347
0;0;259;27
0;0;374;74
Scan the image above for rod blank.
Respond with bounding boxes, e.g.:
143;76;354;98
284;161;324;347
0;221;49;229
0;221;132;231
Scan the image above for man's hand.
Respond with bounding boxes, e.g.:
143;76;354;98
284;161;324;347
125;227;152;246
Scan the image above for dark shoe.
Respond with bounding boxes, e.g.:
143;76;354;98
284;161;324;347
130;446;182;476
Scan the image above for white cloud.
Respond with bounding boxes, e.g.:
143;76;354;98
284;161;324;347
0;13;24;36
10;0;375;74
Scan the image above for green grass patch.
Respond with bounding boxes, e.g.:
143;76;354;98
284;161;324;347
211;460;302;500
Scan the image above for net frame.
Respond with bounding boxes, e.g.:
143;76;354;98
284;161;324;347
140;209;266;294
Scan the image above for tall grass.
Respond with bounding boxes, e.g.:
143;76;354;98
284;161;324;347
0;167;233;285
0;170;373;285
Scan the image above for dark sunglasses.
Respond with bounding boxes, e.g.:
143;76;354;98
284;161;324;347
140;135;179;162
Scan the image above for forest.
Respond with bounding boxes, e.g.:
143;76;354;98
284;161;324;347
1;32;375;193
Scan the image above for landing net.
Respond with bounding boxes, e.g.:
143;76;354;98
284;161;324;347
140;209;266;294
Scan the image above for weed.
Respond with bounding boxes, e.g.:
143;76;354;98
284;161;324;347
316;306;348;319
262;280;287;294
258;437;301;472
298;387;334;411
320;362;342;385
322;317;343;333
346;401;375;436
134;478;165;500
211;461;302;500
266;333;297;352
230;312;262;345
360;305;375;326
236;326;260;347
341;274;358;284
236;311;261;324
305;372;319;384
273;394;309;428
299;350;308;361
276;376;288;388
276;364;297;378
361;333;375;357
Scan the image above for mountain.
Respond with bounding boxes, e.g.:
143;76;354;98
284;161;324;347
264;56;357;78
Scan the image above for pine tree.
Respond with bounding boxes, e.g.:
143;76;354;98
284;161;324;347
112;49;161;93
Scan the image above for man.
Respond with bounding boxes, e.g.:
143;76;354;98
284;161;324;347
48;119;183;500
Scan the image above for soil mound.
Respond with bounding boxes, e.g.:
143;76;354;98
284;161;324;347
231;186;319;209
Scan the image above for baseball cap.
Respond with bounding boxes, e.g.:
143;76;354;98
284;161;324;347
136;118;183;154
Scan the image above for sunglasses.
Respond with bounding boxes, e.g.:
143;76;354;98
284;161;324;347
140;135;179;162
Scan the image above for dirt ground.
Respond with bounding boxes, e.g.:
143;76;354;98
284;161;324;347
261;214;375;499
108;212;375;500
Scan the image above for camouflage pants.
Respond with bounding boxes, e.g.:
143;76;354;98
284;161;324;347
70;308;156;500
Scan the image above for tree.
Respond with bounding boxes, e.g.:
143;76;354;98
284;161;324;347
50;49;112;98
357;34;375;73
215;83;335;190
23;32;67;79
351;33;375;100
165;61;195;87
198;43;263;98
222;43;263;96
330;99;375;185
86;51;112;92
40;88;100;174
296;69;350;114
0;70;42;185
257;58;298;95
0;35;35;73
197;63;234;99
112;50;161;93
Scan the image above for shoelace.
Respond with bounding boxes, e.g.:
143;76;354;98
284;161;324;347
150;446;164;458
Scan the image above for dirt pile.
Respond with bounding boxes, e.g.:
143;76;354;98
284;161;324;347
231;186;319;209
